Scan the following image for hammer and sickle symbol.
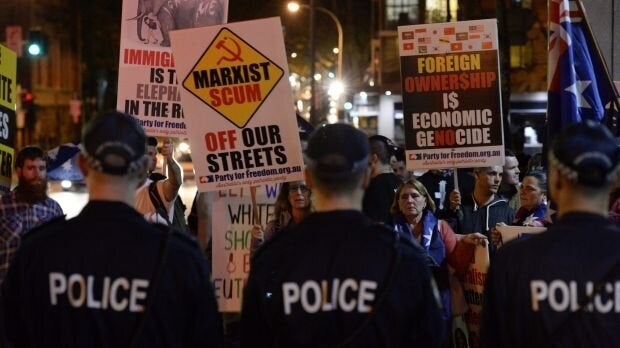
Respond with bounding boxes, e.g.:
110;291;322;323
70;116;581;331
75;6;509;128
216;37;243;65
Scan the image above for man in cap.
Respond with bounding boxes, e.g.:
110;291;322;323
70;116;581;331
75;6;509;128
1;112;222;347
363;134;403;223
241;124;443;347
0;146;64;284
482;121;620;347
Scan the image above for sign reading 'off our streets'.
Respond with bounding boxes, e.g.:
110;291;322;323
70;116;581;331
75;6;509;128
170;17;304;192
398;19;504;170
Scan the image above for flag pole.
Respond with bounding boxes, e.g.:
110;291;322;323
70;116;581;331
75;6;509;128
575;0;620;134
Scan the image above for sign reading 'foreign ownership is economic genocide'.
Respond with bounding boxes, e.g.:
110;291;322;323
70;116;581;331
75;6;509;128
398;19;504;170
170;17;304;192
0;44;16;194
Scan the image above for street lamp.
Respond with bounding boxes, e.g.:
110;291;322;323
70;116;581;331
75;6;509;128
287;1;343;81
287;1;343;125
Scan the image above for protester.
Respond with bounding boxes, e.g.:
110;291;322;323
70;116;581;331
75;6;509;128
241;124;443;347
135;136;184;227
249;180;312;257
498;149;521;210
1;111;222;347
389;179;486;334
512;170;548;226
362;134;403;223
0;146;64;284
390;146;409;181
482;121;620;347
491;170;549;248
448;165;514;255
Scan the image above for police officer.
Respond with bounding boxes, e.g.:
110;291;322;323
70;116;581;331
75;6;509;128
482;121;620;347
241;124;443;347
1;112;223;347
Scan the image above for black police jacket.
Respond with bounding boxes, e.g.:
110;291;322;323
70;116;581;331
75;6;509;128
241;210;443;347
482;212;620;347
1;201;223;347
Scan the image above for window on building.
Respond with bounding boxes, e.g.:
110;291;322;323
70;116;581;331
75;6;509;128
385;0;419;28
425;0;458;23
510;43;533;68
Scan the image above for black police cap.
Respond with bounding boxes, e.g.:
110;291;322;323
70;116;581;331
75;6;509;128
81;111;147;176
305;124;370;177
550;120;620;187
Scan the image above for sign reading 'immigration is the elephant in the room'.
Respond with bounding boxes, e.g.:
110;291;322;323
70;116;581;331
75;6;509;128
116;0;229;138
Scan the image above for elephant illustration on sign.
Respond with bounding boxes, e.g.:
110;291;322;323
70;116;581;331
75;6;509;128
129;0;226;47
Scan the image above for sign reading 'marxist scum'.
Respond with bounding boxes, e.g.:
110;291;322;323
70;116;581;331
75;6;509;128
182;28;284;128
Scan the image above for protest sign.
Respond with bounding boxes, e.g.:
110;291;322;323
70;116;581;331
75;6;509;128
170;17;304;191
211;184;278;311
0;44;17;194
496;224;546;245
116;0;229;137
461;243;489;348
398;19;504;170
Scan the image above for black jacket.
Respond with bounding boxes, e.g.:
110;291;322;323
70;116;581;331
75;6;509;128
1;201;222;348
482;213;620;347
454;195;514;254
363;173;403;223
241;210;444;347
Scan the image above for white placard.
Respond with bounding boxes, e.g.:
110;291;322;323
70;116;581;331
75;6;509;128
116;0;229;137
170;17;304;192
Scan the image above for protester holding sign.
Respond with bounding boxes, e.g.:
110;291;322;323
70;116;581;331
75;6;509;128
389;179;486;337
482;121;620;347
249;180;312;257
135;136;183;227
448;165;514;255
241;124;443;347
512;170;547;226
491;170;548;248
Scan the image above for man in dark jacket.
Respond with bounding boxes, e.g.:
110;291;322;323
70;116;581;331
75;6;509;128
1;112;222;347
448;165;514;254
241;124;443;347
482;121;620;347
362;135;403;223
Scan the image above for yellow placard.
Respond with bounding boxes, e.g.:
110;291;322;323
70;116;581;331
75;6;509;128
0;143;14;193
0;44;17;112
182;28;284;128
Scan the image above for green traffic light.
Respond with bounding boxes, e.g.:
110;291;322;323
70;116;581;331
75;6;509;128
28;43;41;56
27;30;47;57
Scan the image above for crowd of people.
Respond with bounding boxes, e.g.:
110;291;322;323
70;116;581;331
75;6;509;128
1;111;619;347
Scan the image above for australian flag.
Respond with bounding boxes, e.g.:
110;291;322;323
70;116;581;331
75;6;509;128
47;142;83;181
547;0;620;142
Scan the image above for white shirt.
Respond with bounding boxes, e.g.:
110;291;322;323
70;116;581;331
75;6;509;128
135;178;175;225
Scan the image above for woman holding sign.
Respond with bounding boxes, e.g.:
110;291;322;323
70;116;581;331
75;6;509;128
250;181;313;257
513;170;548;226
491;170;549;248
389;179;486;334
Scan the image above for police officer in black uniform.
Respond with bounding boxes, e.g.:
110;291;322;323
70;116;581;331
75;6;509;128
241;124;443;347
482;121;620;347
1;112;223;347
